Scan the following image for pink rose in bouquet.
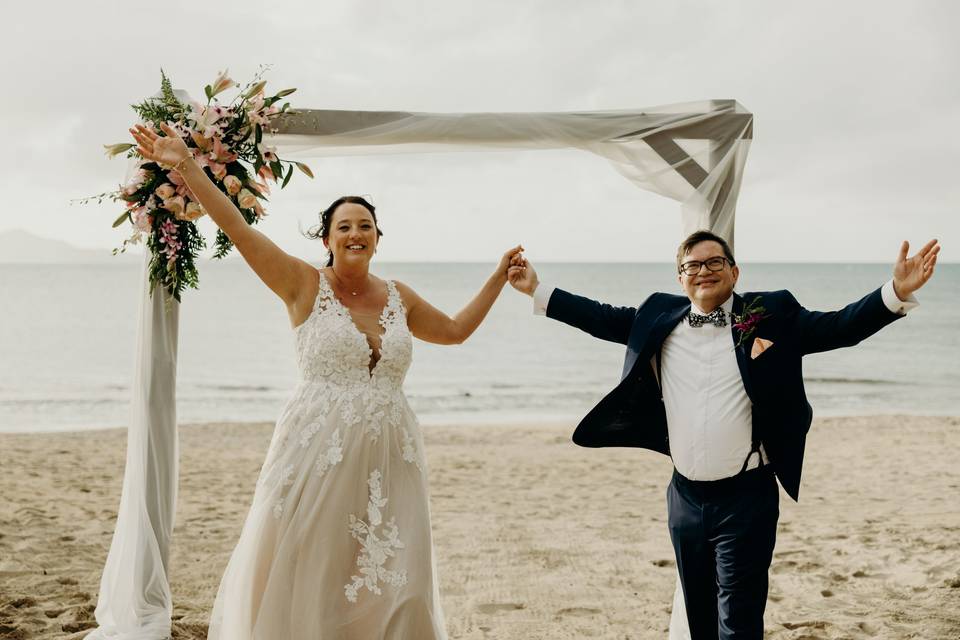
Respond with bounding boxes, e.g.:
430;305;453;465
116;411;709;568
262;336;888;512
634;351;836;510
155;183;176;200
237;189;258;209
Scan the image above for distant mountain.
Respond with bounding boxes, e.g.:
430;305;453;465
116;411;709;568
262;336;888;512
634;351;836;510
0;230;141;264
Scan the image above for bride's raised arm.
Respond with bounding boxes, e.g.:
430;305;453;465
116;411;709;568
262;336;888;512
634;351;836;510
395;245;522;345
129;123;315;311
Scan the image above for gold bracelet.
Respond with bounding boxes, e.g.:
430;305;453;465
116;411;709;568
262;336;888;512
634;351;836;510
174;155;192;173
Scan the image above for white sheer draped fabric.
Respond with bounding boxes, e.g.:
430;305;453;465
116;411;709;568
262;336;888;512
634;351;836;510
90;99;750;638
269;100;753;247
89;253;179;640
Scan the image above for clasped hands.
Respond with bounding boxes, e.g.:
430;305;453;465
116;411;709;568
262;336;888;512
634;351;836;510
506;251;538;296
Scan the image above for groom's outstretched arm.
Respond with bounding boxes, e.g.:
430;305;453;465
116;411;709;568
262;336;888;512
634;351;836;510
795;239;939;355
508;256;636;345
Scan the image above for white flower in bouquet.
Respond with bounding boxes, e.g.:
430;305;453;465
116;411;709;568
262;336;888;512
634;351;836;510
189;101;227;138
207;69;235;98
122;168;149;195
257;142;278;163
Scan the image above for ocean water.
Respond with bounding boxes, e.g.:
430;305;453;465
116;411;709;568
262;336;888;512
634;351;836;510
1;262;957;433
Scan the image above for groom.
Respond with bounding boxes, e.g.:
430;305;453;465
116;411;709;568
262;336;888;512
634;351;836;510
507;231;939;639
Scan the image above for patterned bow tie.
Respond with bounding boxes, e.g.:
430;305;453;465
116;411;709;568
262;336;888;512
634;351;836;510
688;307;728;328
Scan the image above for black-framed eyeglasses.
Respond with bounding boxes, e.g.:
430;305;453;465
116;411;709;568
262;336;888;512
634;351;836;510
678;256;731;276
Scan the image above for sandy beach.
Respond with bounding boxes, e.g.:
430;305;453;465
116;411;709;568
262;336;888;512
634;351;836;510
1;415;959;639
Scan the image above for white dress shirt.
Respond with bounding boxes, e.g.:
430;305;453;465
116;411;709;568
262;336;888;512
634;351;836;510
534;280;917;481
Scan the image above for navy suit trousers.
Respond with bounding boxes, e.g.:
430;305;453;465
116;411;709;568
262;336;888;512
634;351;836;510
667;467;779;640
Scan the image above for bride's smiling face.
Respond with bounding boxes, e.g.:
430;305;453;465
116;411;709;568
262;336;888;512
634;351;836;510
324;203;379;266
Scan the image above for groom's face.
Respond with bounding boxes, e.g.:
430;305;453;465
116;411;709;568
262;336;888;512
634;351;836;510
678;240;739;312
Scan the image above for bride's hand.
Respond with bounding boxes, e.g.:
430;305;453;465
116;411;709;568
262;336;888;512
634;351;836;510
496;245;524;281
129;122;191;168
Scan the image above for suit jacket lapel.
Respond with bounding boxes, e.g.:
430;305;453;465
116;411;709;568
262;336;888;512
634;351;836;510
634;302;690;386
732;293;757;402
647;303;690;355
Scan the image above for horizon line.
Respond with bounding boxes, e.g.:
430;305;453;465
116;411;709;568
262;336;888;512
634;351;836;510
2;259;957;265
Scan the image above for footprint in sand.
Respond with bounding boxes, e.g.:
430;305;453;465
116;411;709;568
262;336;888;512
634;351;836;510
8;596;38;608
476;603;526;614
651;559;674;568
62;620;97;633
771;560;797;574
781;620;829;630
556;607;601;617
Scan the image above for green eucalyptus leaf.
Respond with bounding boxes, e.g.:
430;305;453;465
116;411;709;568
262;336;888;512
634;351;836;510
112;211;131;228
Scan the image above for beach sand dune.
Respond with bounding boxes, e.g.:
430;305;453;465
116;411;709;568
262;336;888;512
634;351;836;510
1;415;959;639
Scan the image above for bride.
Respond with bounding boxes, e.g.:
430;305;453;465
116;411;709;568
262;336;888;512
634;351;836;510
130;123;522;639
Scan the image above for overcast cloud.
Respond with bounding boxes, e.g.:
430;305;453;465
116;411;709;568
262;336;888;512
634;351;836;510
2;0;957;262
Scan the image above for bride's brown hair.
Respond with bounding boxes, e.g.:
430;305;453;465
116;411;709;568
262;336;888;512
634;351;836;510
305;196;384;266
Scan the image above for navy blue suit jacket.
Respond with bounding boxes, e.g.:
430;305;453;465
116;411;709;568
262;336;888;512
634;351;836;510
546;286;903;501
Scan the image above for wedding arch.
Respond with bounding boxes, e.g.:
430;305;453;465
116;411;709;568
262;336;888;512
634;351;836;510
89;99;753;639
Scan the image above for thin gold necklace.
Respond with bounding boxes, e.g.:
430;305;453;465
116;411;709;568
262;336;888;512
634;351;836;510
330;268;368;296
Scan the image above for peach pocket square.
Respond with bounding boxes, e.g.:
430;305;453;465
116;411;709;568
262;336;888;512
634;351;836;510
751;338;774;360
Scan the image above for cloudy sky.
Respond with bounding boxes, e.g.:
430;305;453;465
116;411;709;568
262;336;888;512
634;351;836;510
2;0;956;262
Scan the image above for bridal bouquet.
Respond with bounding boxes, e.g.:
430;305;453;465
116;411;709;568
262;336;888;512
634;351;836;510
99;69;312;301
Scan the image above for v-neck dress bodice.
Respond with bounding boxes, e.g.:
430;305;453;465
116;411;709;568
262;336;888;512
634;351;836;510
208;271;446;640
295;271;412;385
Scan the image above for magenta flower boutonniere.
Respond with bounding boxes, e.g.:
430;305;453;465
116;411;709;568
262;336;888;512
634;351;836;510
732;297;770;349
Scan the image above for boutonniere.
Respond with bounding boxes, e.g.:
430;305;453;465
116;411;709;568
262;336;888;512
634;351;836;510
732;296;770;349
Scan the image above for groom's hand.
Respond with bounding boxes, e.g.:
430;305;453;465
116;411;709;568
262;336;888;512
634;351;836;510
893;238;940;299
507;253;539;296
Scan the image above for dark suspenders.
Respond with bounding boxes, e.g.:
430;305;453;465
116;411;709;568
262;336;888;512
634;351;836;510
738;435;765;474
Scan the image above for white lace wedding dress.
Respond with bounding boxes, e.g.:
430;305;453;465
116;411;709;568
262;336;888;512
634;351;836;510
208;272;446;639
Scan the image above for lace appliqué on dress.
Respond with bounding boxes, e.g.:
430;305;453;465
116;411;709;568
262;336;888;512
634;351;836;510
344;469;408;603
401;428;422;471
267;274;422;522
315;429;344;476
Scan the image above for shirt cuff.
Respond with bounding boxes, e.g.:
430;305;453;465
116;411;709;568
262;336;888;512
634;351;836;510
881;279;918;315
533;283;555;316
